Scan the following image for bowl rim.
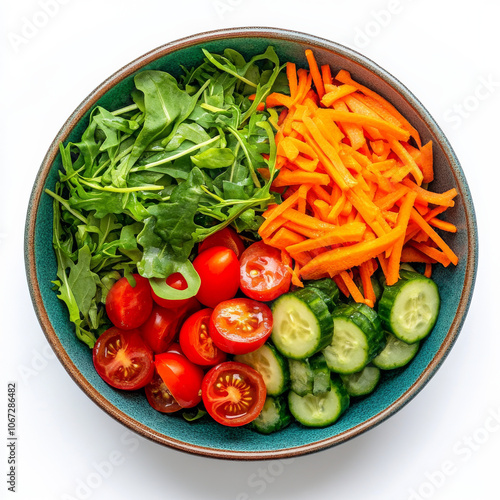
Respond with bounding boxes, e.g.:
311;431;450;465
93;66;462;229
24;26;478;460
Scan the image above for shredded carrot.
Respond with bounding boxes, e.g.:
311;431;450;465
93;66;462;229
305;49;325;99
256;49;459;288
339;271;365;304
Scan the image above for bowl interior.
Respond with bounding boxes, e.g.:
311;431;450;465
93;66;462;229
27;28;477;459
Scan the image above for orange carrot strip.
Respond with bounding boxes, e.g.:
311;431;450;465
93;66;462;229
312;112;343;151
321;84;357;107
286;62;298;99
420;141;434;183
277;137;300;162
410;242;452;267
266;92;294;108
259;214;287;240
258;190;300;237
273;170;330;187
402;178;457;207
312;184;332;204
409;208;459;265
268;227;306;250
332;100;366;150
333;275;350;297
386;191;417;285
301;117;358;188
424;263;433;278
400;246;436;264
389;139;424;185
285;136;317;159
335;70;422;147
314;109;345;143
428;218;457;233
321;64;333;86
305;49;325;99
359;260;376;306
325;109;411;142
291;69;312;107
282;208;338;232
339;270;366;304
312;199;331;222
292;155;319;172
328;191;346;222
300;226;405;280
286;221;366;254
284;221;323;239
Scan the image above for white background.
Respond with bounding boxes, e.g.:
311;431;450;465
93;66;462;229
1;1;499;499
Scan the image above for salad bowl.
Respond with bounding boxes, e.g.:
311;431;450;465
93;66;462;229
25;27;477;459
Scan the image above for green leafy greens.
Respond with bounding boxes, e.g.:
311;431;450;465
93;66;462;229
47;46;286;348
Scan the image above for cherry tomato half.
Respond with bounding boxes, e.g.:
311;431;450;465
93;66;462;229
93;327;154;390
140;298;201;354
151;272;191;310
105;274;153;330
202;361;266;427
140;305;179;354
144;369;183;414
209;298;273;355
155;352;204;408
179;309;227;366
193;246;240;308
239;241;291;302
198;227;246;258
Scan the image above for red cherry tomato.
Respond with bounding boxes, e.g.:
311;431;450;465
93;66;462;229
151;273;192;309
202;361;266;427
239;241;291;302
140;297;202;354
140;305;179;354
198;227;246;258
179;309;227;366
105;274;153;330
209;298;273;355
164;342;183;356
155;352;204;408
93;327;154;390
193;246;240;308
144;369;183;413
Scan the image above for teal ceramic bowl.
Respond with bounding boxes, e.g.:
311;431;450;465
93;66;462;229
25;27;478;460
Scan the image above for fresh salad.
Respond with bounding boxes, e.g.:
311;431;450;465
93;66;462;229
47;46;459;432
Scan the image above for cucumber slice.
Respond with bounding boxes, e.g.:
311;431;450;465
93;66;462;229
304;278;340;312
288;358;313;396
350;302;383;338
341;365;380;397
310;352;331;395
271;288;333;360
372;332;420;370
251;395;292;434
289;353;332;396
288;377;349;427
322;304;386;374
378;271;440;343
234;343;289;396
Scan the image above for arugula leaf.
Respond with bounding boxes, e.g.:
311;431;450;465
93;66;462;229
48;46;286;347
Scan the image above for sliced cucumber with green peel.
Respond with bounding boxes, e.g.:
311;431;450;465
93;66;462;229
310;352;331;395
350;302;383;338
288;358;314;396
288;377;349;428
234;343;289;396
341;365;380;397
322;304;386;374
372;332;420;370
251;395;292;434
271;288;333;360
378;271;440;344
304;278;340;313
